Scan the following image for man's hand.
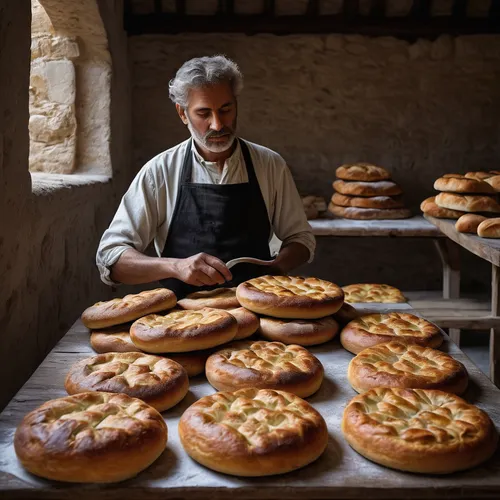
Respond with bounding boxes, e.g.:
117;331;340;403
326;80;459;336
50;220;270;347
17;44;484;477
171;253;233;286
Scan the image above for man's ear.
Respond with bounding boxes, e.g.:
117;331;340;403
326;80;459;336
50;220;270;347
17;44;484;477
176;104;189;125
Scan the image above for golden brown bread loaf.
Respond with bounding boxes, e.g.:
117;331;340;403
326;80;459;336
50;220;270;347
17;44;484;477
81;289;177;329
332;302;360;325
340;312;443;354
342;283;406;303
435;192;500;213
335;163;391;181
329;203;411;220
465;171;500;181
14;392;168;483
227;306;260;340
434;175;496;194
258;316;339;346
236;275;344;319
342;388;498;474
331;192;404;209
130;308;238;353
177;287;240;310
64;352;189;412
455;214;487;233
477;217;500;238
90;324;140;353
347;342;468;394
205;340;324;398
484;175;500;191
179;388;328;476
333;179;402;197
420;196;466;219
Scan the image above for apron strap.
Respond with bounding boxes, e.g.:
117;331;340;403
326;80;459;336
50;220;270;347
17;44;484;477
180;138;193;184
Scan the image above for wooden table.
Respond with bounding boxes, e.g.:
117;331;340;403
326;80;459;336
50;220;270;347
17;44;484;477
425;215;500;386
2;303;500;499
309;216;461;301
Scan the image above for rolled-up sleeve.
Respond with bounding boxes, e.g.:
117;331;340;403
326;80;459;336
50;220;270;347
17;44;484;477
270;159;316;263
96;165;159;286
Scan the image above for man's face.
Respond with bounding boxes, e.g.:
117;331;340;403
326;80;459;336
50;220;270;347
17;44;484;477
177;82;238;154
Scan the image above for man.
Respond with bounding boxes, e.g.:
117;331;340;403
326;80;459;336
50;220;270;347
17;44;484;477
97;55;315;298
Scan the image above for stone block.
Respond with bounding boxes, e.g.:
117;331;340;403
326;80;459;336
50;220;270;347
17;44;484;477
29;103;76;143
29;136;76;174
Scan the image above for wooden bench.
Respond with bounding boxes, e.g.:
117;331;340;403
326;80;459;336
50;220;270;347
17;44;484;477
2;303;500;499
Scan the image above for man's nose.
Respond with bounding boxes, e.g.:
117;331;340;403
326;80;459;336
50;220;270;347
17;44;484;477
210;112;223;131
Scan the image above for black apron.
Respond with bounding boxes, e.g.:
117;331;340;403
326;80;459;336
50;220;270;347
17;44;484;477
160;139;272;298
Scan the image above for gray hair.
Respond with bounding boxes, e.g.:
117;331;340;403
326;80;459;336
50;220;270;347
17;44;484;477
169;55;243;108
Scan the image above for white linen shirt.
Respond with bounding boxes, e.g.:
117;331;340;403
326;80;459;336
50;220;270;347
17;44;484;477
96;138;316;286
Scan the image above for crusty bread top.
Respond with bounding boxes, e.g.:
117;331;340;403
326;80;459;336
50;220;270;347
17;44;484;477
455;214;487;233
237;275;343;309
434;175;496;194
420;196;466;219
177;288;239;310
349;341;467;385
131;308;237;341
335;163;391;181
81;288;177;328
179;387;326;453
435;192;500;213
65;352;187;396
477;217;500;238
207;340;323;380
465;171;500;181
14;392;167;459
343;387;494;448
344;312;440;339
342;284;406;303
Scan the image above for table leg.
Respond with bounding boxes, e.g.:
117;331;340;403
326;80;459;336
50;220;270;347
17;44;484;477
490;264;500;387
433;238;461;344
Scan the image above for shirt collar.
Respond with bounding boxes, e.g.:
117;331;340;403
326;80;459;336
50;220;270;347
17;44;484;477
192;138;242;170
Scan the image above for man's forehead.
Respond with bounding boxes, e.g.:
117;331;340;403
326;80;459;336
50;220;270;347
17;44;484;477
187;82;236;109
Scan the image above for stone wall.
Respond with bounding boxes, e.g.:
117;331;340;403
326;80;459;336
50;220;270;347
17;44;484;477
130;32;500;290
29;1;79;174
0;0;132;411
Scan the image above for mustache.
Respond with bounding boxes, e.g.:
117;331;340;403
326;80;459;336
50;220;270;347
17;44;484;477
205;128;233;139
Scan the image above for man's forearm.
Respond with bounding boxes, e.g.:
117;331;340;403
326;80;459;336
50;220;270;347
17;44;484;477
110;248;175;285
271;242;311;274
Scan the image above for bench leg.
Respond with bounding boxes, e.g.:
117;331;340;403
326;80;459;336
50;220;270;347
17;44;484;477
433;238;461;345
490;264;500;386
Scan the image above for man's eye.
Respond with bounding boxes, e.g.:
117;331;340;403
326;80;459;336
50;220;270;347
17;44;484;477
198;112;210;118
220;108;231;114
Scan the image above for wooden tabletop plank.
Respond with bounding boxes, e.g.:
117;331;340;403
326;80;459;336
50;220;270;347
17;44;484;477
310;215;443;237
425;215;500;266
1;303;500;499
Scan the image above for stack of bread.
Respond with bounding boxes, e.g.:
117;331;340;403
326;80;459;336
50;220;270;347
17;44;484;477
421;171;500;238
334;282;498;474
328;162;411;220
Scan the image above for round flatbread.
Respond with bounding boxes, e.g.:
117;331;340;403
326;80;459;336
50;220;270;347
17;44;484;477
340;312;443;354
342;284;406;303
228;307;260;340
335;163;391;181
333;179;402;197
90;325;140;353
65;352;189;412
14;392;168;483
333;302;360;325
90;329;211;377
179;388;328;476
347;341;468;394
81;288;177;329
332;192;404;209
130;308;237;353
206;340;324;398
420;196;466;219
435;192;500;213
342;388;498;474
258;316;339;346
329;203;411;220
177;287;240;310
434;175;496;194
236;275;344;319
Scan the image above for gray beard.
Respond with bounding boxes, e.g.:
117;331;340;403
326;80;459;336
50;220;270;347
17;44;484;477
186;119;236;154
